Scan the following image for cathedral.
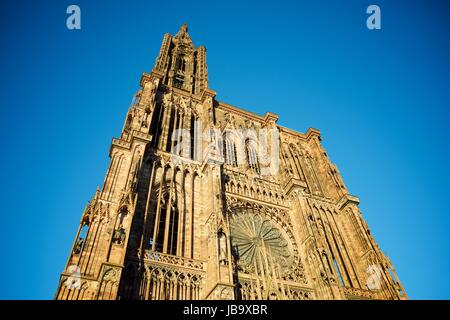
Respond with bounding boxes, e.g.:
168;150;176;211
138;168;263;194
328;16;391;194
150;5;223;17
55;24;407;300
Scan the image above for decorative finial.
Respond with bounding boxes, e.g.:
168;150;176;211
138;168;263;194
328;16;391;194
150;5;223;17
174;23;192;44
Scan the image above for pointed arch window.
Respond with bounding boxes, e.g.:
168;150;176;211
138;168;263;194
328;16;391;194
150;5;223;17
150;187;179;255
167;203;179;255
74;223;88;255
124;114;132;132
223;134;237;167
154;196;167;252
333;258;345;286
246;140;260;174
190;115;197;160
177;57;186;73
149;102;163;148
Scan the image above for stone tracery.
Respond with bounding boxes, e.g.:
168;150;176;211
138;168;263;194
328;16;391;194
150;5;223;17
56;23;408;301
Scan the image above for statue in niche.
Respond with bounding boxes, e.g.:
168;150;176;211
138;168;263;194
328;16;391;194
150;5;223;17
82;214;90;226
113;227;126;245
163;92;172;107
124;114;133;132
73;237;84;254
118;206;128;225
218;231;228;265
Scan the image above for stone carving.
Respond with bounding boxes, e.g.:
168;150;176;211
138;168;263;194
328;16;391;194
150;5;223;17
73;237;84;254
218;231;228;265
141;249;205;271
220;287;233;300
112;227;126;245
102;268;118;282
56;23;407;301
230;212;293;275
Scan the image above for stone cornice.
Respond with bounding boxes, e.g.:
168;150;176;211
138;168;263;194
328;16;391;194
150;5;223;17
201;88;216;100
111;138;131;153
337;194;360;210
140;72;151;86
156;83;206;104
140;70;164;87
131;130;152;143
263;111;279;125
109;131;152;156
216;101;321;142
216;101;267;123
151;69;165;79
225;192;290;210
282;176;308;196
279;126;322;142
139;71;319;142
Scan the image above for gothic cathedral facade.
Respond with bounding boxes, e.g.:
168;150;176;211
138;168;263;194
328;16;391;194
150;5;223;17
55;24;407;300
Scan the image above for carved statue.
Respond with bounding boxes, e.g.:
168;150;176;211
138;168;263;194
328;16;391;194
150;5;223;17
113;227;126;245
218;231;228;265
73;237;84;254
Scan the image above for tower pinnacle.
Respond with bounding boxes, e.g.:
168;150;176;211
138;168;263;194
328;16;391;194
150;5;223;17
154;24;208;94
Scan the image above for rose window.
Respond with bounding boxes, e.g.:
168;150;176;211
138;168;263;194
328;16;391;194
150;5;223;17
230;213;293;276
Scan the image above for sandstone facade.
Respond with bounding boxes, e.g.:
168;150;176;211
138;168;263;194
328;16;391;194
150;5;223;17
55;24;407;300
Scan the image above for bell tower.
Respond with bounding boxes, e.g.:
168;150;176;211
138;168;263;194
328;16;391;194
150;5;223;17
154;23;208;94
55;23;221;300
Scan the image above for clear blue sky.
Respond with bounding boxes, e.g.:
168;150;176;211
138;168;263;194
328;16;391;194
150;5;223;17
0;0;449;299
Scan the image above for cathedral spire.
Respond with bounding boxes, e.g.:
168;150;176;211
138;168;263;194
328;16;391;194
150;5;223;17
153;24;208;94
179;22;188;33
56;24;407;301
174;22;193;45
